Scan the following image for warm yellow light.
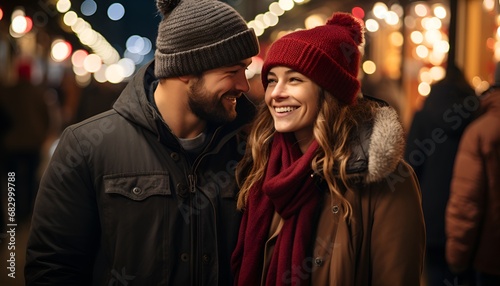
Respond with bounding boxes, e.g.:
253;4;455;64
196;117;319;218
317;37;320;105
429;50;446;66
389;32;404;46
483;0;495;11
83;54;102;73
51;40;72;62
422;17;442;30
263;12;279;27
410;31;424;44
430;66;446;81
255;14;268;29
269;2;285;16
278;0;294;11
424;30;443;45
365;19;379;32
305;14;325;29
384;11;400;26
433;5;447;19
362;60;377;74
418;82;431;96
419;70;432;84
373;2;388;19
434;40;450;53
11;15;27;34
94;64;108;83
414;3;428;17
105;64;125;84
63;11;78;26
71;49;88;67
416;45;429;59
56;0;71;13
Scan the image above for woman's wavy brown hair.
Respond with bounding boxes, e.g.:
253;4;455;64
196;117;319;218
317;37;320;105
236;89;379;220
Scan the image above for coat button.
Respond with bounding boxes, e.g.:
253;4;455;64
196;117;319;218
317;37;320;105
170;152;180;161
332;205;339;214
314;257;323;266
132;187;142;195
202;254;211;264
180;253;189;262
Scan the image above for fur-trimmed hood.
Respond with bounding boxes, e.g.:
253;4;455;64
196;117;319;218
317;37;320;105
346;105;405;183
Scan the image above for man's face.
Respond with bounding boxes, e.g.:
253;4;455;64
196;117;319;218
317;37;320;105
187;58;252;124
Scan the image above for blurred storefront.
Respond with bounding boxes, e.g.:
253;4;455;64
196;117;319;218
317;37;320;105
0;0;499;128
236;0;499;129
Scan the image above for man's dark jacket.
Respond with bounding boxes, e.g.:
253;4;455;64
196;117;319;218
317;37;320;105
25;61;256;285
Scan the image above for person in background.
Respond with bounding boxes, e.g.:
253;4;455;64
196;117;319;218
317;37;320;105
24;0;259;284
404;64;479;285
231;12;425;285
445;62;500;286
0;59;51;222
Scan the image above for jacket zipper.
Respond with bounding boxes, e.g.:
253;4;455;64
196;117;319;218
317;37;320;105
187;124;240;285
187;127;224;286
188;173;198;286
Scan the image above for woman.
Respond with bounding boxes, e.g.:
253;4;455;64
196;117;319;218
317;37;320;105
231;12;425;285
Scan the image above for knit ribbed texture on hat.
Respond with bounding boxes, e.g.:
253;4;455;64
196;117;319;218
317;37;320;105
261;12;363;105
154;0;259;78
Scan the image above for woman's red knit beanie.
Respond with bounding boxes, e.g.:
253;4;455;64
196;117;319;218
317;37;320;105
261;12;364;105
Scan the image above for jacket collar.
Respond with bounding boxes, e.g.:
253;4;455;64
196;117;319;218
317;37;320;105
346;104;405;183
113;60;158;134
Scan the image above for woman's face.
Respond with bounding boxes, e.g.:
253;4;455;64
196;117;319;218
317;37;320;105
265;66;321;146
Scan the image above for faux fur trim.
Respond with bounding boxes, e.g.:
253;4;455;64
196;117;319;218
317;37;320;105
365;106;405;183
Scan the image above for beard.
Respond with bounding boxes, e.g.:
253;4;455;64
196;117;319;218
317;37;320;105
188;77;239;124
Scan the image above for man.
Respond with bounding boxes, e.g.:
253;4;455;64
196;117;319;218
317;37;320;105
24;0;259;285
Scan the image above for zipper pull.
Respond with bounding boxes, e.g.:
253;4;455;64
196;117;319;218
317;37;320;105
188;174;197;193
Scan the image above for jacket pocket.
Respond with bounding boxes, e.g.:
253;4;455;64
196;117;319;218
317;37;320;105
100;172;171;279
103;172;171;200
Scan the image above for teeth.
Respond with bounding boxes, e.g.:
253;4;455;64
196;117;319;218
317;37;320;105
275;106;297;113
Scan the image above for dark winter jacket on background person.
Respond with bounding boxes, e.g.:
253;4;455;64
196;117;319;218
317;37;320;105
446;88;500;276
24;61;256;285
404;69;479;248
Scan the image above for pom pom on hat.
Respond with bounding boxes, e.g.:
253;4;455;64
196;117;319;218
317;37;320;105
326;13;364;46
261;12;364;105
154;0;260;78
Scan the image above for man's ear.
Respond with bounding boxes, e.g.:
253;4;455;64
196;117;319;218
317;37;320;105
178;75;194;83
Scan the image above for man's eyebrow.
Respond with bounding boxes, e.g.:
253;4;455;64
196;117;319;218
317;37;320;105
226;61;252;69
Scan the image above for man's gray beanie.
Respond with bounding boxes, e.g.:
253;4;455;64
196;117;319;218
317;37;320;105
154;0;260;78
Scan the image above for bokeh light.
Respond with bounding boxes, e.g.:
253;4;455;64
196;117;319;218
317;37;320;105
83;54;102;73
418;82;431;96
56;0;71;13
51;40;72;62
71;49;89;67
352;7;365;19
81;0;97;16
108;3;125;21
363;60;377;74
365;19;380;32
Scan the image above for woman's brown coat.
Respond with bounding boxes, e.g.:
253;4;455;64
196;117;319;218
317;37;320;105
263;106;426;285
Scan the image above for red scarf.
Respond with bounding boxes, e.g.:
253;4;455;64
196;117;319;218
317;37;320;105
232;132;321;285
